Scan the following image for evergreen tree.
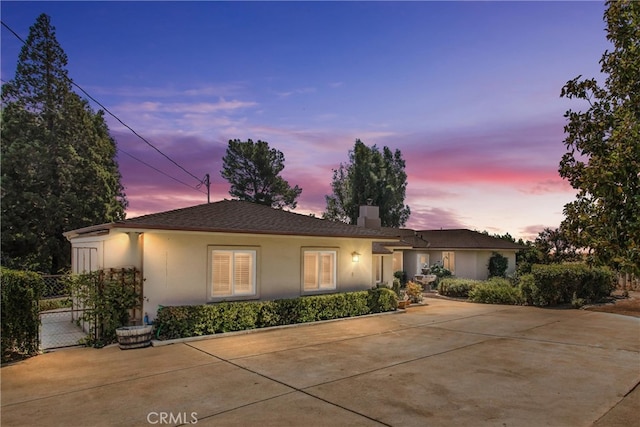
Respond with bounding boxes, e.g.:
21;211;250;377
324;139;410;227
220;139;302;209
559;1;639;275
1;14;127;273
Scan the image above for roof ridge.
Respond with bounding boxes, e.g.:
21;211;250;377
67;199;399;240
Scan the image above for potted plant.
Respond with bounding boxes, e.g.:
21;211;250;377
397;290;410;309
405;281;424;303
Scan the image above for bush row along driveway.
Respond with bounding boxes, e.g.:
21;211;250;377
2;297;639;426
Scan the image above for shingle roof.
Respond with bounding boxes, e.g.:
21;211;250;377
415;229;526;250
383;228;431;249
378;228;525;250
65;200;397;239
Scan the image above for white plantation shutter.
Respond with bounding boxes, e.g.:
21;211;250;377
212;252;232;296
319;253;334;288
303;251;336;291
443;251;455;274
234;252;253;294
304;253;318;290
211;250;256;297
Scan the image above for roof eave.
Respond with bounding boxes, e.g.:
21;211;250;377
66;222;399;240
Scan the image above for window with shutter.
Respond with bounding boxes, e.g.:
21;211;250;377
442;251;455;274
210;249;256;298
303;252;318;290
212;252;232;296
302;250;336;292
319;253;333;288
234;252;253;294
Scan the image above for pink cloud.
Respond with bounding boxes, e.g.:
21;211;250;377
405;206;468;230
114;115;576;235
519;224;559;242
395;118;574;195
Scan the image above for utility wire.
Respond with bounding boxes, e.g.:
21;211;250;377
1;20;209;194
0;75;206;196
118;149;207;194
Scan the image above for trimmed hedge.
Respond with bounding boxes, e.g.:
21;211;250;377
156;288;398;340
1;268;44;362
437;278;479;298
521;264;616;306
468;278;523;305
436;264;615;308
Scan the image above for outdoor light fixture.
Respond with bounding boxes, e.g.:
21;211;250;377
352;251;360;262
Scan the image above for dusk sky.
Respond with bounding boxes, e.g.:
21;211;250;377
1;1;610;240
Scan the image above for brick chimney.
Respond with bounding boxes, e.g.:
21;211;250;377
357;204;381;230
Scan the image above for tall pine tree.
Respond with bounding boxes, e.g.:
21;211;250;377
1;14;127;273
324;139;410;227
220;139;302;209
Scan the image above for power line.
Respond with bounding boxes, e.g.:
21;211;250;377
1;20;211;199
1;73;207;195
118;149;207;195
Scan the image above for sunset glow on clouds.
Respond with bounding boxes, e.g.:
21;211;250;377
1;1;610;241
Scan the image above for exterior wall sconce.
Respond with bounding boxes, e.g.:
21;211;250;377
352;251;360;263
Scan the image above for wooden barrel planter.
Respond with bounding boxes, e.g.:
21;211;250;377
397;300;410;309
116;325;153;350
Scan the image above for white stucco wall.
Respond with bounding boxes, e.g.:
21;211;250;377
70;229;388;320
403;249;517;281
132;230;386;320
69;232;142;273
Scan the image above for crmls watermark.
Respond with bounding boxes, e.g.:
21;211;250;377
147;412;198;424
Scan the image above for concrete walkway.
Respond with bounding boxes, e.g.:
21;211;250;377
2;297;639;426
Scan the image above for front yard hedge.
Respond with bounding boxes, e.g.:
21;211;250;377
1;268;44;362
155;288;398;340
521;264;616;306
468;278;523;305
436;264;615;308
437;278;479;298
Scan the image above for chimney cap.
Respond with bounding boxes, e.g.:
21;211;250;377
366;198;373;206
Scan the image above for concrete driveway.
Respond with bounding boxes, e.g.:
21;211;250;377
2;297;639;426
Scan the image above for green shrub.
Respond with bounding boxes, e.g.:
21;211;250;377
520;264;616;307
438;278;479;298
394;271;407;286
392;278;401;297
156;289;398;340
468;277;523;305
517;274;539;305
39;297;71;312
571;294;586;309
429;264;453;286
488;252;509;278
67;269;142;347
1;268;44;362
368;287;399;312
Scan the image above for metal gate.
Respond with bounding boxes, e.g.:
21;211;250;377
39;269;143;350
39;275;89;350
40;309;89;350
